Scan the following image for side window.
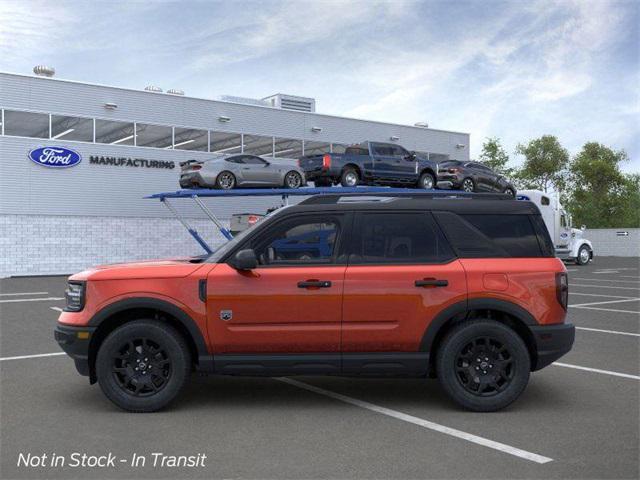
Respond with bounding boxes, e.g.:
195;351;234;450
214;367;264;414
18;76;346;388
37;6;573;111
226;156;244;164
541;196;550;206
243;155;268;165
560;214;567;227
372;144;392;156
391;145;409;158
350;212;454;264
250;216;341;265
460;214;542;257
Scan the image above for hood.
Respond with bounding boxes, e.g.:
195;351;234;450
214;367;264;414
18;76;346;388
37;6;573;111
69;257;207;281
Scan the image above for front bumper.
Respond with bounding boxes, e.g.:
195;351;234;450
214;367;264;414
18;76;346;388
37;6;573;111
530;322;575;370
54;324;96;377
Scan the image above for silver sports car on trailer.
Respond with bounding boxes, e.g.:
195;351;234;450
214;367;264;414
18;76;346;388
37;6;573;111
179;154;307;189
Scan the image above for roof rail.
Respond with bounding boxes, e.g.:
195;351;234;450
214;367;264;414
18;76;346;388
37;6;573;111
299;191;512;205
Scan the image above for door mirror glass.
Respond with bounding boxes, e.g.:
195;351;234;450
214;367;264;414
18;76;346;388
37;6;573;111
230;249;258;270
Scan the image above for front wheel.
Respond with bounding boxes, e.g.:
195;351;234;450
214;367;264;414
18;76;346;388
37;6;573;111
284;171;303;189
436;320;530;412
576;245;591;265
96;320;191;412
417;172;435;189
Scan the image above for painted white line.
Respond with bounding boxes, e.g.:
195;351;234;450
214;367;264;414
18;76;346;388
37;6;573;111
50;307;63;312
619;275;640;279
595;268;637;272
570;284;640;291
566;269;578;272
0;297;64;304
569;298;640;308
553;362;640;380
0;291;49;297
593;270;619;274
571;305;640;314
0;352;66;362
576;327;640;337
570;292;635;299
277;377;553;464
572;278;639;284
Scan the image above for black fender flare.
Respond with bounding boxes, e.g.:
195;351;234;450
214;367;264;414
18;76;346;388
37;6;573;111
419;298;537;353
88;297;211;367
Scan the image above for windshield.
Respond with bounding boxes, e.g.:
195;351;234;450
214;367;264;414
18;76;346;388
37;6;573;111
206;206;290;263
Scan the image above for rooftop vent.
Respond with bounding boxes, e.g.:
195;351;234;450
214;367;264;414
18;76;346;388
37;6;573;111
262;93;316;113
33;65;55;77
144;85;163;93
167;89;185;95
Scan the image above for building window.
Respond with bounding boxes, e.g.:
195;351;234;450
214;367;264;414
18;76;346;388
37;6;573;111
95;119;135;145
135;123;173;149
51;115;93;142
210;132;242;154
274;138;303;159
3;110;49;138
303;141;330;156
173;127;208;151
244;134;274;156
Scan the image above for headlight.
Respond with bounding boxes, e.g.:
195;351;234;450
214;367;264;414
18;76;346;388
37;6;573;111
64;281;86;312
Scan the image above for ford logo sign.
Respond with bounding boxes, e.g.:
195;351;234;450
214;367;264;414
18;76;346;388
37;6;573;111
28;146;82;168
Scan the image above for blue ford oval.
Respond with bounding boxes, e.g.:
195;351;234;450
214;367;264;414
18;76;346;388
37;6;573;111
28;146;82;168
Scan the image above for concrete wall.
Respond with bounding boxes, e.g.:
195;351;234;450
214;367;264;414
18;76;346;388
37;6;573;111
587;228;640;257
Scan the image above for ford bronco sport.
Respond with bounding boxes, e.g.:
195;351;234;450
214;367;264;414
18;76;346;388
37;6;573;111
55;192;574;412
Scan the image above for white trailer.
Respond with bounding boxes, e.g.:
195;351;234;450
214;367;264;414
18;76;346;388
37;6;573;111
518;190;593;265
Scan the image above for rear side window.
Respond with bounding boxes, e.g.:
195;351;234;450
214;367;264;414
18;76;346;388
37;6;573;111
434;212;546;258
530;214;555;257
350;212;454;264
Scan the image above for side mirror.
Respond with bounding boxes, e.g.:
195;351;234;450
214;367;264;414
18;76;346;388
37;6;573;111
581;225;586;231
405;152;416;161
230;249;258;270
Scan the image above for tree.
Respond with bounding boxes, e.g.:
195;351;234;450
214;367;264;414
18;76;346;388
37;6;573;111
566;142;639;228
515;135;569;192
479;137;513;176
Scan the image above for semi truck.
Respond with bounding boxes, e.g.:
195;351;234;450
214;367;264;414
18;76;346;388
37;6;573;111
517;190;594;265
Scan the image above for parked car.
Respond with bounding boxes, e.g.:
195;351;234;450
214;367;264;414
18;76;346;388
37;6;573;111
518;190;594;265
179;154;306;189
437;160;516;195
298;141;439;189
55;191;574;413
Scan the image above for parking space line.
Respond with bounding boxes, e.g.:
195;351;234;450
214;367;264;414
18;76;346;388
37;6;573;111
50;307;63;312
619;275;640;279
0;352;65;362
277;377;553;464
572;278;639;284
0;291;49;296
570;305;640;314
570;284;640;291
569;298;640;308
0;297;64;304
575;327;640;337
553;362;640;380
570;292;636;299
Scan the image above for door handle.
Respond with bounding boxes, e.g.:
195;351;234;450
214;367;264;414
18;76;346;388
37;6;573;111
298;280;332;289
415;278;448;287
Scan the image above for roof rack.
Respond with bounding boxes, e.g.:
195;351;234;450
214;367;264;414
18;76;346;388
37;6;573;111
145;186;513;254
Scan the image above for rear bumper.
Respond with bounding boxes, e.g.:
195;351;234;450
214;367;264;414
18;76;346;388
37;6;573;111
179;172;210;188
54;324;96;377
530;322;575;371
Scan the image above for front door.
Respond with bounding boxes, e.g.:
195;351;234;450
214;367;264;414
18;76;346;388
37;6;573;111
207;213;349;354
342;212;467;364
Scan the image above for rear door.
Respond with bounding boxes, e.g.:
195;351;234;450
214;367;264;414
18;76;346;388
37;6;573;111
370;143;396;180
341;211;467;363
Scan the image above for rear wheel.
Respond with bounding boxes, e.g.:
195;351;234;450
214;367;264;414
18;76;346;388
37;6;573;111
576;245;591;265
96;320;191;412
417;172;435;189
340;168;359;187
216;171;236;190
461;178;475;192
436;320;530;412
284;171;303;189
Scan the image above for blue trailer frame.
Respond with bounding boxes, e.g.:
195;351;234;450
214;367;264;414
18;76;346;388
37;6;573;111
145;186;481;254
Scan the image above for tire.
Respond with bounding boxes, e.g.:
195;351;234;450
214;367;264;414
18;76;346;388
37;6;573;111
417;172;435;190
340;168;359;187
503;187;516;196
96;320;191;412
284;171;303;189
461;178;475;192
436;320;530;412
216;171;236;190
576;245;591;265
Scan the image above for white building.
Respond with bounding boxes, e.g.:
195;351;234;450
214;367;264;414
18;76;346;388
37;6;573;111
0;70;470;277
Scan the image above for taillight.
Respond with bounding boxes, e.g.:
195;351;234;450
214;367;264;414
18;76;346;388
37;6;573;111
322;154;331;169
191;165;202;171
448;168;459;173
248;215;259;225
556;272;568;310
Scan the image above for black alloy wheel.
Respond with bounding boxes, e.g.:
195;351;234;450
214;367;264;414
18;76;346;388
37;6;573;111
454;336;514;397
112;338;171;397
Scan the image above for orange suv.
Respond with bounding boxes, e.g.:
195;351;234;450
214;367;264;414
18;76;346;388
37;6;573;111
55;192;574;412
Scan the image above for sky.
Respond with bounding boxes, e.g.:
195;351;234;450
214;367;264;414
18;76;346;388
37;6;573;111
1;0;638;172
